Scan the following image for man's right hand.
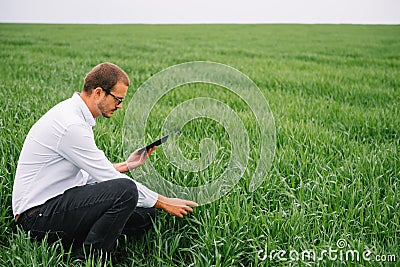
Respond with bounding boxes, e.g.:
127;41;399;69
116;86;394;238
154;195;198;218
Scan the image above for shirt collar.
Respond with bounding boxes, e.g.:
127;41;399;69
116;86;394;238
72;92;96;127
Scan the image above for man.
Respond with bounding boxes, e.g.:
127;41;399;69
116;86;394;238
12;62;197;261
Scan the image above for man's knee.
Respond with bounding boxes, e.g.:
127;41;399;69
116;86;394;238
110;179;138;207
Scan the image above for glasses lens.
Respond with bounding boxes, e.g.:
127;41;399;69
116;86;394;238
112;94;123;105
104;89;123;105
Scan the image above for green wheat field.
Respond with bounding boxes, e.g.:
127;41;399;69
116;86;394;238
0;24;399;266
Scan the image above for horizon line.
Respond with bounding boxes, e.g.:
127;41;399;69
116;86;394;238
1;21;399;25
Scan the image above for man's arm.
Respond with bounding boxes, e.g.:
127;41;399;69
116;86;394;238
58;124;158;207
82;135;198;217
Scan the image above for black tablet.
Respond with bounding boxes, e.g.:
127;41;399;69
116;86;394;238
138;135;168;154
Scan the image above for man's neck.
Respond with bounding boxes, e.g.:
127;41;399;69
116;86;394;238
79;92;99;118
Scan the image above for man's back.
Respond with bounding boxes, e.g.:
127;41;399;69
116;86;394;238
13;94;94;215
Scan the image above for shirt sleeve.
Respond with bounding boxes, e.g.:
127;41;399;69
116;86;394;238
57;123;158;208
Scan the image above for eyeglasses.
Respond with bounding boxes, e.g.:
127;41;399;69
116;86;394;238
102;88;124;105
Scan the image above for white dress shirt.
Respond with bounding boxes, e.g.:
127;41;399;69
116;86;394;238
12;93;158;216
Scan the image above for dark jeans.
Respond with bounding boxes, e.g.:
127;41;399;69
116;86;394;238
17;178;156;260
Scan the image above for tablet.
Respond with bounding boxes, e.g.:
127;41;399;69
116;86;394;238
138;135;168;154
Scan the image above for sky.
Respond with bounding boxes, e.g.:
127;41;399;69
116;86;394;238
0;0;399;24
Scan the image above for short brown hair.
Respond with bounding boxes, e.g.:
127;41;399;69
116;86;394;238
83;62;130;93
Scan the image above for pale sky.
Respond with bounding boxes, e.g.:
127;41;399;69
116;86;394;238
0;0;399;24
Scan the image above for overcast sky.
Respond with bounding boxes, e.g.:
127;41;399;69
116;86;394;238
1;0;399;24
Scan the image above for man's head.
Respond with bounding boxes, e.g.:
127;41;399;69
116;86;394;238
83;62;130;94
82;63;130;118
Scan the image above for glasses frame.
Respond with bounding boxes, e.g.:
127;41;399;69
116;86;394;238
102;88;124;105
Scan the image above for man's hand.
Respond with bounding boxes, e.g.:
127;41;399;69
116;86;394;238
155;195;198;218
126;146;157;171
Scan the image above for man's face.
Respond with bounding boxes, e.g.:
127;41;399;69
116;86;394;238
98;81;128;118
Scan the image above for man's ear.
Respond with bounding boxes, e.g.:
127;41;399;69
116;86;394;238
93;87;103;98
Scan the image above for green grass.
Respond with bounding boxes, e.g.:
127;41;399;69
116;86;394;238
0;24;399;266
